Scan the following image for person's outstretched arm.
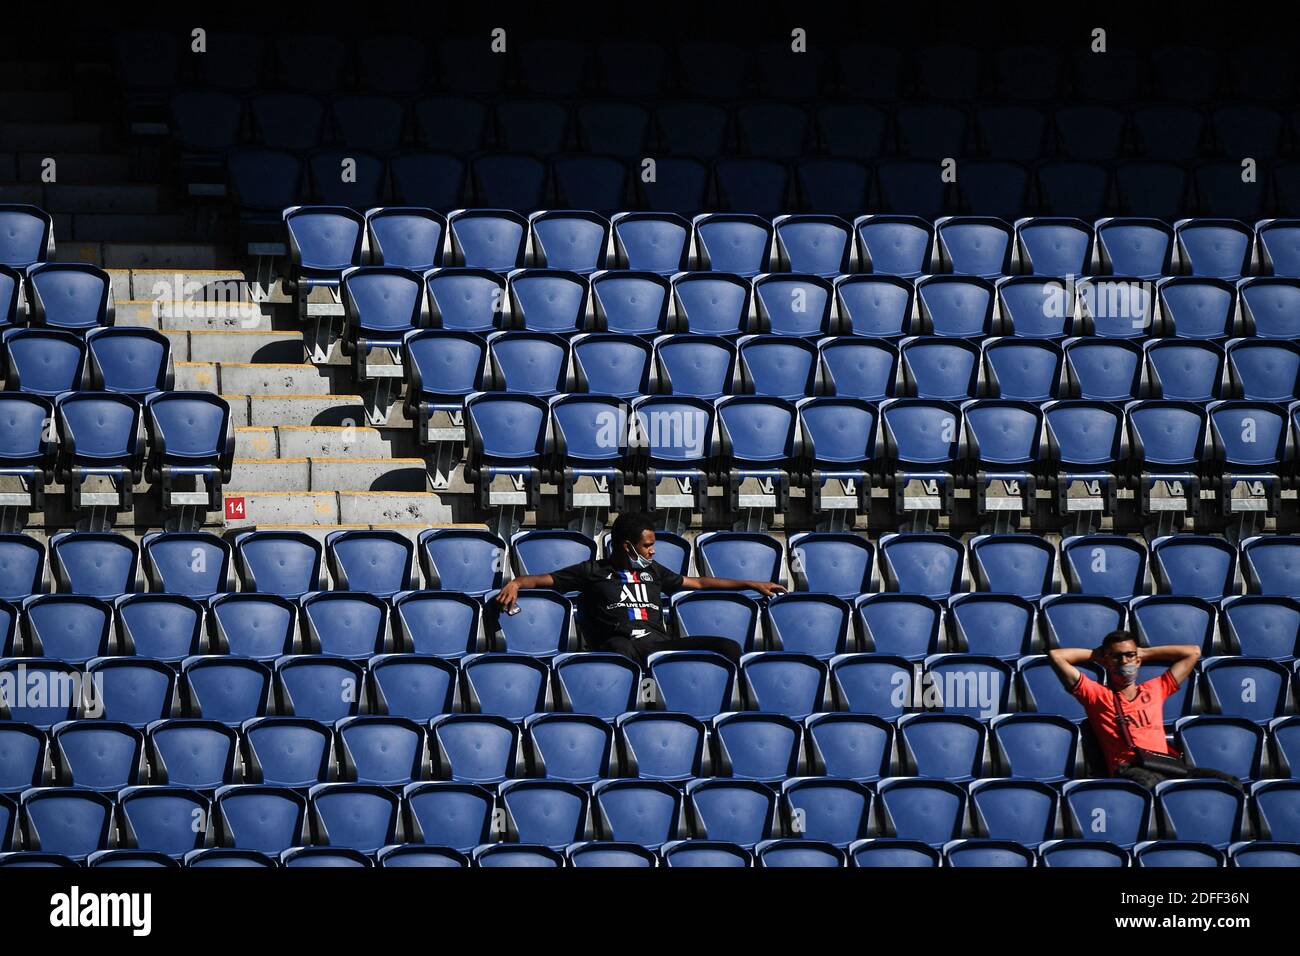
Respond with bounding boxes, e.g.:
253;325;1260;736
680;575;787;598
494;574;555;612
1047;646;1099;692
1138;643;1201;687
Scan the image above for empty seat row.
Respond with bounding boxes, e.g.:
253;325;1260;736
285;204;1300;281
5;773;1297;860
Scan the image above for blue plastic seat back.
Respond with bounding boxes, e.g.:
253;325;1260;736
714;714;801;781
1128;401;1207;469
370;655;457;721
851;839;940;867
1064;340;1143;403
57;393;138;462
937;219;1012;277
1203;658;1290;724
496;592;571;658
29;264;110;331
617;713;705;782
338;717;424;787
1156;780;1244;849
148;720;236;790
696;532;781;585
1227;342;1300;402
835;275;913;337
902;339;980;400
553;396;630;464
1044;401;1124;468
831;655;912;718
433;715;518;784
284;207;363;273
244;719;332;788
510;270;588;333
120;787;209;857
276;657;361;723
945;839;1035;867
1177;221;1252;279
303;593;386;659
327;531;413;597
880;534;964;599
971;779;1058;846
1017;218;1092;275
1132;596;1216;656
344;268;423;337
1063;536;1148;600
613;215;689;275
1242;536;1300;596
739;336;816;400
391;593;478;662
211;594;295;660
1146;341;1224;401
634;395;712;467
489;333;569;396
311;785;399;853
718;397;796;466
806;714;891;782
1222;596;1300;659
877;779;966;847
1040;840;1128;867
1158;278;1236;339
819;339;897;400
924;655;1011;717
89;659;175;728
404;333;485;404
673;274;750;335
1097;219;1173;278
774;216;852;276
997;277;1073;339
787;533;872;601
1240;278;1300;339
404;783;492;852
695;215;772;276
426;270;505;332
498;780;589;849
22;789;113;859
527;715;611;783
117;594;203;662
0;205;51;268
236;532;321;599
187;658;272;725
984;340;1062;401
742;654;826;719
148;393;229;466
367;208;444;271
595;781;682;849
1061;780;1152;849
883;400;962;466
217;785;307;853
648;651;735;720
855;595;942;660
554;654;639;721
0;395;52;469
144;532;230;600
899;714;985;781
655;335;735;399
798;398;877;470
572;334;651;398
51;533;138;599
688;779;775;848
755;275;832;337
449;211;527;272
420;529;504;595
951;594;1036;659
0;724;46;793
965;401;1043;466
1253;782;1300;843
466;394;548;460
26;595;112;663
991;714;1078;781
463;655;549;720
54;722;142;791
917;276;994;338
87;328;170;396
1258;223;1300;277
512;530;596;577
591;271;670;334
1176;717;1263;782
1152;537;1237;601
531;212;608;274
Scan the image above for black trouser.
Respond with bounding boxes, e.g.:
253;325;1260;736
601;632;743;669
1116;761;1245;792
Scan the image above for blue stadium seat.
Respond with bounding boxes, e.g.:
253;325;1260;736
486;331;571;396
87;850;177;868
854;215;934;278
1151;536;1240;602
24;594;112;664
610;213;690;275
447;210;528;272
1241;535;1300;596
210;594;297;660
498;779;590;849
431;714;522;786
143;391;233;511
283;206;365;294
1016;656;1099;724
281;846;372;868
464;392;550;509
715;396;797;511
1225;341;1300;403
671;273;752;336
850;838;941;867
367;655;457;722
1256;220;1300;277
402;781;493;852
962;404;1046;516
1155;779;1245;849
0;397;55;511
995;276;1073;339
616;713;706;782
786;532;873;600
943;838;1036;867
1042;400;1128;515
461;653;550;721
115;594;203;662
694;531;783;593
898;713;987;782
653;335;737;400
795;397;878;514
710;713;801;783
934;217;1013;278
1038;839;1129;867
1014;217;1094;276
590;272;672;335
571;334;652;399
1157;277;1238;339
335;716;426;787
1250;780;1300;843
271;657;358;725
854;594;943;660
417;529;504;599
365;207;446;271
878;532;966;600
51;721;143;791
692;214;772;277
213;785;307;856
1239;277;1300;340
1221;596;1299;660
801;713;890;783
552;653;640;720
86;658;176;728
834;274;914;337
772;215;854;277
737;335;818;400
85;327;172;397
388;153;465;208
817;338;899;399
54;392;145;511
523;713;612;784
301;592;388;659
969;778;1059;847
592;779;685;850
511;529;596;580
1061;779;1152;848
18;787;113;861
647;651;738;720
1145;340;1226;402
141;531;233;601
1131;595;1217;655
875;778;967;847
880;401;964;514
49;531;141;598
423;269;504;332
1134;840;1224;867
753;274;836;338
829;654;913;719
491;590;573;659
308;783;400;854
1095;219;1175;279
900;338;981;400
340;266;424;373
116;786;209;859
1061;535;1151;601
1201;656;1293;724
990;713;1080;782
759;595;852;660
1228;841;1300;867
234;530;323;599
0;723;46;794
949;593;1037;660
528;211;609;275
507;270;590;334
325;530;414;599
1175;716;1265;782
241;718;332;788
661;840;750;867
686;778;777;849
145;720;237;790
1175;219;1253;279
671;591;759;654
1076;278;1157;339
983;339;1063;401
915;276;995;338
27;263;112;332
185;656;273;725
755;839;844;868
0;205;53;269
740;653;828;720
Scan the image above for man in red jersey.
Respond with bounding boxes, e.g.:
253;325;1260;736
1049;630;1241;789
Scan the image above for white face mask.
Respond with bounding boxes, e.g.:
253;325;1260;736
626;546;652;569
1114;662;1141;685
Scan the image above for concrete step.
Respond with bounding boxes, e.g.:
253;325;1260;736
216;363;342;396
183;330;305;363
129;269;252;300
73;214;197;243
227;456;429;493
275;425;411;459
218;490;453;528
46;184;163;215
244;393;368;427
233;427;278;459
0;122;111;151
118;301;275;332
228;457;311;492
102;244;237;269
175;362;219;391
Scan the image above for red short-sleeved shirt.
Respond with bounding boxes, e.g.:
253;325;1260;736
1072;671;1180;774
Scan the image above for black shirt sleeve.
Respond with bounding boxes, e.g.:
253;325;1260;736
654;561;685;594
549;559;601;593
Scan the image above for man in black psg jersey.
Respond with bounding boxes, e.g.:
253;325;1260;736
494;512;786;667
